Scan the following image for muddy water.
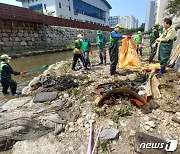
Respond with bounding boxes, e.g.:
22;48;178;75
0;51;73;104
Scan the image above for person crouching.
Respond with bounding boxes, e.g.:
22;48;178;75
0;54;22;95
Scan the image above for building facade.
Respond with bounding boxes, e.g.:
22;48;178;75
16;0;112;26
155;0;169;25
119;16;139;29
109;16;120;28
145;1;156;32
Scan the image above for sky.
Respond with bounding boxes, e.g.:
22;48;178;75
0;0;152;24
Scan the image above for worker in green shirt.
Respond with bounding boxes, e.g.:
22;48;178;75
135;31;144;56
109;24;123;76
82;33;92;68
97;30;106;65
153;18;176;76
149;23;160;63
72;34;88;71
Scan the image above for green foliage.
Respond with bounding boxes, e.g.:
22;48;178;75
70;87;78;96
167;0;180;17
98;140;111;154
44;101;51;106
117;105;133;117
121;23;145;34
161;84;174;91
111;114;121;128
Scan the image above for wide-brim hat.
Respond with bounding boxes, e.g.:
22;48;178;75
1;54;11;60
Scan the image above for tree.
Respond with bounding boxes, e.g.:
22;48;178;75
167;0;180;17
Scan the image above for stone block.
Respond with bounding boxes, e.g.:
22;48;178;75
2;33;8;37
17;32;23;37
2;37;9;42
21;41;27;46
3;47;12;51
5;41;13;47
15;37;20;42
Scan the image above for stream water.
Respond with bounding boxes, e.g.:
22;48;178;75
0;51;73;104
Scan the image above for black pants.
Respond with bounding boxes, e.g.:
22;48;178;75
109;42;119;76
149;43;158;63
1;78;17;95
99;48;106;64
136;45;142;55
72;54;87;70
149;47;157;63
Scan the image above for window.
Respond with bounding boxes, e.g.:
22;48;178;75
44;4;46;10
28;0;30;3
59;3;61;8
69;6;71;11
73;0;106;20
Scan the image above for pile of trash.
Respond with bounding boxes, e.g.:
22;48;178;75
22;74;78;95
41;75;78;92
93;71;161;114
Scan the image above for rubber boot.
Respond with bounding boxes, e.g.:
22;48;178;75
157;66;166;77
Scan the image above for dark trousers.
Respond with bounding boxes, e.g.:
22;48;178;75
1;78;17;95
72;54;87;70
149;47;157;63
136;44;142;55
99;48;106;64
158;41;173;67
109;42;119;76
82;51;90;66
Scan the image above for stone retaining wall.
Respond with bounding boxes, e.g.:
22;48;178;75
0;20;110;53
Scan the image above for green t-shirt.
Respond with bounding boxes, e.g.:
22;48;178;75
97;35;105;49
73;40;82;54
135;34;142;44
82;39;91;52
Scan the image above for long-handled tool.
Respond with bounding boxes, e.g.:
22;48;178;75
91;127;102;154
22;64;49;74
87;122;93;154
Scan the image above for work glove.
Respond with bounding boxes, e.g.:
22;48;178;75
21;71;27;74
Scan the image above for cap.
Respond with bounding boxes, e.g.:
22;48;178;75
1;54;11;60
77;34;83;38
154;23;160;27
115;24;122;28
97;30;102;35
138;31;141;34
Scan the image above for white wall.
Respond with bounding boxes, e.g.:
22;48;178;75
22;0;56;14
55;0;72;18
156;0;168;24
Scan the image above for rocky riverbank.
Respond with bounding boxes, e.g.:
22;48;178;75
0;48;180;154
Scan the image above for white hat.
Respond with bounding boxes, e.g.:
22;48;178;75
77;34;83;38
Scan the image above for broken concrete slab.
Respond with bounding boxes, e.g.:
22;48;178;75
100;128;120;140
134;132;167;154
2;96;32;111
33;92;58;103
